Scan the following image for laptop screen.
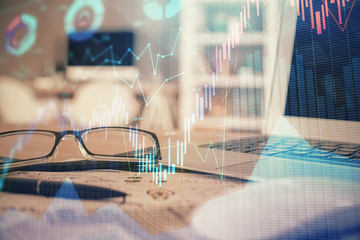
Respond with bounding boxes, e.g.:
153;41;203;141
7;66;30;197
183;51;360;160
285;1;360;122
67;31;134;66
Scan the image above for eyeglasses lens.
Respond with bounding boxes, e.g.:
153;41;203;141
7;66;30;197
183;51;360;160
0;132;56;162
82;129;157;158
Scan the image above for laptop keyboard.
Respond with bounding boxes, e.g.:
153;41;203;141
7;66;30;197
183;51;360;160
199;137;360;167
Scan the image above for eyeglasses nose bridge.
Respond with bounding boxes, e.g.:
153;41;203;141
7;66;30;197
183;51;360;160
61;133;76;140
50;133;88;161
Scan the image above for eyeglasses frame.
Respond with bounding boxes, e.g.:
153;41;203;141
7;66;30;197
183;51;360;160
0;127;162;168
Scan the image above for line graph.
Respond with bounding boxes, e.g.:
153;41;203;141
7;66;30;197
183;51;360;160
230;0;356;37
68;27;195;106
191;142;225;179
293;0;356;34
76;65;184;107
68;27;196;76
320;0;356;32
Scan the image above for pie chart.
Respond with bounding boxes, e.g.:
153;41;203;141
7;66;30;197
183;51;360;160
143;0;186;21
64;0;104;41
5;13;37;57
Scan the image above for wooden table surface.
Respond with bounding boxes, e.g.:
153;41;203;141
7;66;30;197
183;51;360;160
0;121;252;234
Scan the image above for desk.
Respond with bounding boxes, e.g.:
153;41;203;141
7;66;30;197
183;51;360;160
0;123;359;239
0;123;247;235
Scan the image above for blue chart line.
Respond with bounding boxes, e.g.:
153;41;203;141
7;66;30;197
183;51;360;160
68;27;196;106
69;27;195;75
132;72;185;106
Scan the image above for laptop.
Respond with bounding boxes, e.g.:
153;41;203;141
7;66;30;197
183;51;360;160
166;0;360;180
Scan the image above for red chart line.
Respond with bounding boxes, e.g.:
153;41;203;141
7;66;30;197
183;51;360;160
321;0;356;32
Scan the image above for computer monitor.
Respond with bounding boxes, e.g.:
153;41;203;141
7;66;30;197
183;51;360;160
66;31;139;82
284;1;360;122
264;1;359;143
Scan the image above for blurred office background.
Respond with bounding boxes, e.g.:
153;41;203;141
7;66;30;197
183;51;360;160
0;0;280;131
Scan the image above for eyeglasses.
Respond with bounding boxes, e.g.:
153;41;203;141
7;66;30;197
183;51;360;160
0;127;161;169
